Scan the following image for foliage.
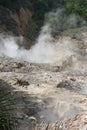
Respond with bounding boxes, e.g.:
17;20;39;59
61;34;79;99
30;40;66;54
0;0;87;19
26;20;43;40
29;0;87;38
31;0;87;22
0;0;87;39
0;0;33;12
65;0;87;20
0;89;17;130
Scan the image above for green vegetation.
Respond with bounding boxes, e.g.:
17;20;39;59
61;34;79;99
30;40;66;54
65;0;87;20
0;0;87;39
0;0;87;20
31;0;87;24
28;0;87;39
0;93;15;130
0;79;17;130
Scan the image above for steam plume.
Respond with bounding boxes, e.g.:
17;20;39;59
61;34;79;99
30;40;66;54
45;8;86;35
0;25;56;63
0;8;87;69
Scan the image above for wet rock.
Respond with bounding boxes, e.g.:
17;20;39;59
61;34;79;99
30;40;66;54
28;116;37;125
56;80;80;92
70;78;76;82
14;79;30;86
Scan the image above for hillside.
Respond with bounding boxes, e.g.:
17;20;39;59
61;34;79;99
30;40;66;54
0;0;87;41
0;1;87;130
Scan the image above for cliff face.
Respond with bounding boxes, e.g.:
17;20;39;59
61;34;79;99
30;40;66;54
0;3;32;36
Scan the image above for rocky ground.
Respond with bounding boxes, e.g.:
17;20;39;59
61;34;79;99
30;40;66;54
0;1;87;129
0;53;87;130
0;29;87;130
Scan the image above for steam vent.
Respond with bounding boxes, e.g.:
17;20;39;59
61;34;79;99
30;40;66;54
0;0;87;130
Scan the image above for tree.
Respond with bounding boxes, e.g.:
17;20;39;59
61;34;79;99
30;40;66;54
65;0;87;19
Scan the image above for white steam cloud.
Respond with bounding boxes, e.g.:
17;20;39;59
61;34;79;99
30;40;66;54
0;25;56;63
27;25;56;63
45;8;86;35
0;8;87;69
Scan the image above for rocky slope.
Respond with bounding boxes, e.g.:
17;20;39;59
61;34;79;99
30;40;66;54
0;1;87;130
0;0;87;48
0;1;32;36
0;48;87;130
0;28;87;129
0;0;34;49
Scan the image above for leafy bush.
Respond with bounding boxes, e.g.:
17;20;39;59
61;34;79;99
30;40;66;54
0;0;87;38
29;0;87;38
0;79;17;130
65;0;87;20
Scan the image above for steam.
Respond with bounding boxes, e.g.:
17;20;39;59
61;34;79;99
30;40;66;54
0;35;30;61
45;8;86;35
0;25;56;63
27;25;56;63
0;8;87;68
